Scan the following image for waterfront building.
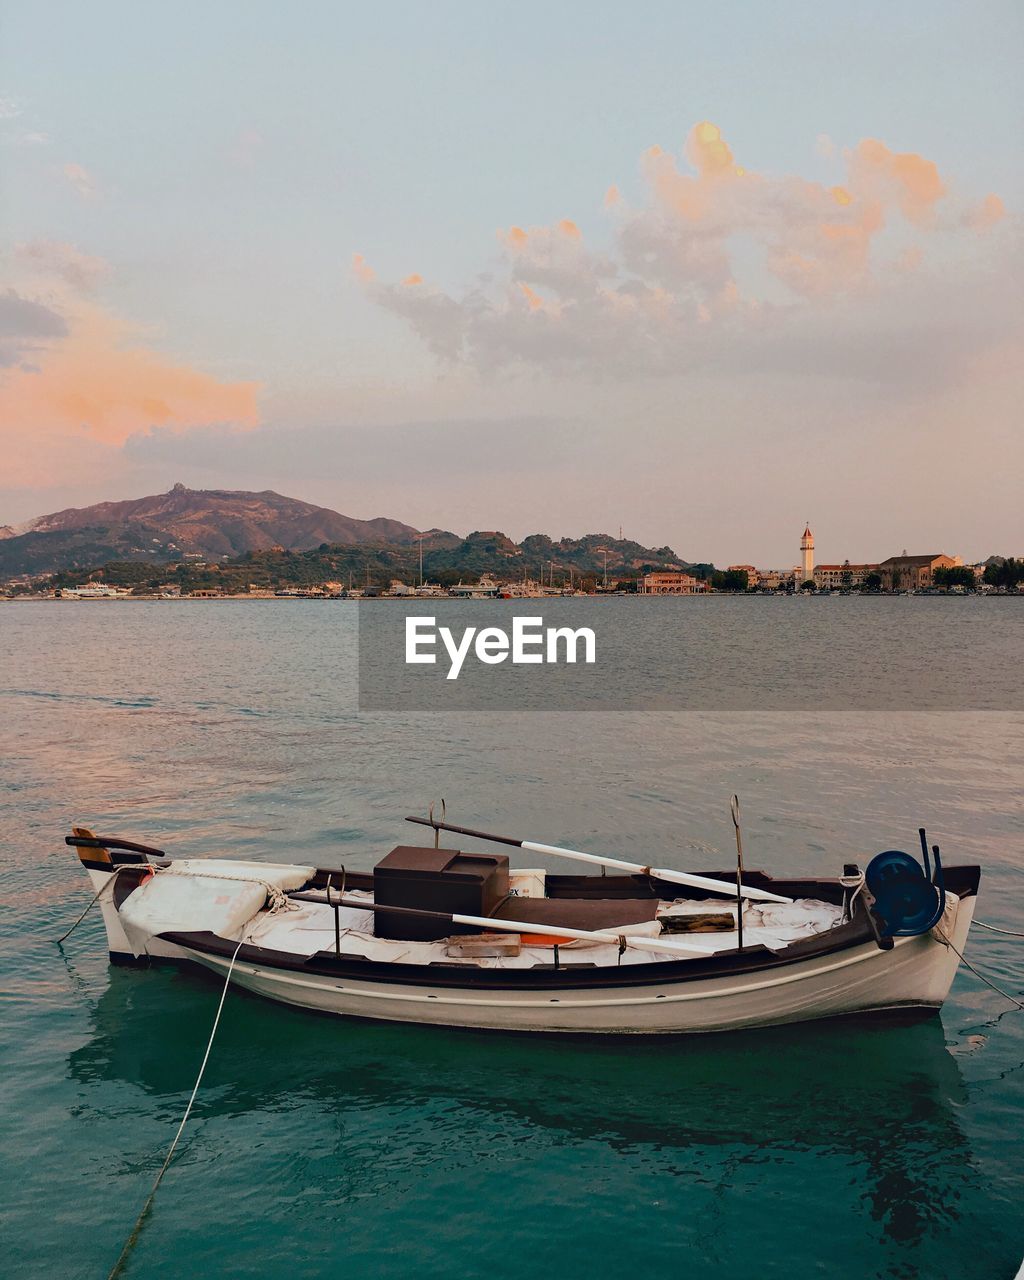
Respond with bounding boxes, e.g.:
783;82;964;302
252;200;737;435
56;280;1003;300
640;572;710;594
813;562;878;590
877;553;960;591
728;564;758;587
800;525;814;583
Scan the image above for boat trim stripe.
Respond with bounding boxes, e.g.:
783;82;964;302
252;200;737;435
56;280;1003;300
179;932;931;1010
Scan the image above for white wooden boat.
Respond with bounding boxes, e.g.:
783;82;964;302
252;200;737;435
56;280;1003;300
66;815;978;1036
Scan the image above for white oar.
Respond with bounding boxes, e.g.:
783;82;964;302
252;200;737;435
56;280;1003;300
328;892;716;957
405;815;793;904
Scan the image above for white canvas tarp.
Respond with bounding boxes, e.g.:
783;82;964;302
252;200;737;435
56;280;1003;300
117;859;314;957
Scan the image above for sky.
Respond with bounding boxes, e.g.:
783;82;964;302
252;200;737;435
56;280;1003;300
1;0;1021;566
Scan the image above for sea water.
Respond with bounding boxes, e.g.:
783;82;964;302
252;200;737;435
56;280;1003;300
1;599;1021;1279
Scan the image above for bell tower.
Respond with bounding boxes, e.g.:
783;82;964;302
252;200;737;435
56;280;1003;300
801;524;814;583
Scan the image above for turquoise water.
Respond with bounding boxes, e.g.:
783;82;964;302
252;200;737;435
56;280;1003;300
1;600;1022;1279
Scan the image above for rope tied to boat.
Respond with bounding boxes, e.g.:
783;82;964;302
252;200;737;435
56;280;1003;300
935;927;1024;1012
974;920;1024;939
838;866;866;926
55;865;134;944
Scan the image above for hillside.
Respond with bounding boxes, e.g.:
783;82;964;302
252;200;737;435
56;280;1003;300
33;528;699;595
0;484;423;577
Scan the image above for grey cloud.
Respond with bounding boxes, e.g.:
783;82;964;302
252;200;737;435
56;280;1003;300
121;415;574;480
0;289;68;366
15;241;110;293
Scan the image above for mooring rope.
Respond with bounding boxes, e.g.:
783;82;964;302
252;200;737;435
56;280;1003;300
974;920;1024;939
107;936;245;1280
937;929;1024;1012
56;866;134;944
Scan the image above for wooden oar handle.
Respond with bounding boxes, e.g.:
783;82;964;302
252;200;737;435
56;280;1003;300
405;815;523;847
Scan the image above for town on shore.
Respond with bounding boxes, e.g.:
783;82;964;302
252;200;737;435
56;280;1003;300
6;524;1021;601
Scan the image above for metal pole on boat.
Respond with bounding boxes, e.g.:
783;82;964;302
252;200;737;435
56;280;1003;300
731;795;744;950
325;873;343;956
428;799;446;848
404;814;792;903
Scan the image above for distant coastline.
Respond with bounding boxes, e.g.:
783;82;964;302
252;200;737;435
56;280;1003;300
2;486;1021;600
5;552;1021;601
4;583;1021;602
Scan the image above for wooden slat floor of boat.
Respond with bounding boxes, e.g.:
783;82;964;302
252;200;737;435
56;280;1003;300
490;897;660;930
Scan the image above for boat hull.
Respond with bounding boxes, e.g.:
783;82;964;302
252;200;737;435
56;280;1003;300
176;894;975;1035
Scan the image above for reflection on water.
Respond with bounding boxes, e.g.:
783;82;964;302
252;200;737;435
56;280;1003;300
66;967;976;1252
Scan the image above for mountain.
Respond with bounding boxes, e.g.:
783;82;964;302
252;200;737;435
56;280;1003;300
0;484;423;577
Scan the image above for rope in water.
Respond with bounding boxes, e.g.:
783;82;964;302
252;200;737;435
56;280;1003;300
56;866;134;944
107;936;245;1280
974;920;1024;939
937;929;1024;1012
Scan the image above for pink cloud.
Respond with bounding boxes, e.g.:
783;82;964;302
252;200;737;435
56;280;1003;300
1;309;259;447
361;119;1012;379
847;138;945;226
351;252;376;283
0;252;261;485
63;162;98;200
963;193;1005;230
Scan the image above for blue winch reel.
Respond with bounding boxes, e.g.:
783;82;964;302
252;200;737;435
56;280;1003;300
865;835;945;937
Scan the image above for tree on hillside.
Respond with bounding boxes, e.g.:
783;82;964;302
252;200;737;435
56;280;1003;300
983;558;1024;590
711;569;748;591
933;566;977;590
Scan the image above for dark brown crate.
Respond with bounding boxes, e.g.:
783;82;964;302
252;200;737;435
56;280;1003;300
373;845;510;940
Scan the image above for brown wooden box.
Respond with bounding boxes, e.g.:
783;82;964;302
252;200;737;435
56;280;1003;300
373;845;510;940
